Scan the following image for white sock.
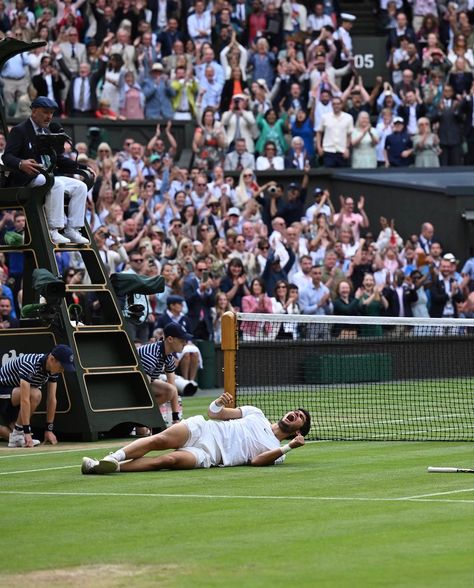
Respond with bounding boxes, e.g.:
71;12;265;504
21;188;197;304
110;449;126;462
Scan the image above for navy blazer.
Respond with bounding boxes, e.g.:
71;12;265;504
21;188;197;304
429;278;464;318
183;273;215;335
3;119;79;187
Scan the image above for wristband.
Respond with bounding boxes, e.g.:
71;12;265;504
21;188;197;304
46;422;54;432
171;412;180;422
18;160;22;170
209;400;223;414
14;424;23;432
23;424;31;434
281;444;292;455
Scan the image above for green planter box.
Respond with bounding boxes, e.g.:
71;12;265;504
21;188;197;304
196;340;217;389
303;353;393;384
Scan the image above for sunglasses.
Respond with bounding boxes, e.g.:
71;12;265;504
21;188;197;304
131;258;144;263
260;246;269;250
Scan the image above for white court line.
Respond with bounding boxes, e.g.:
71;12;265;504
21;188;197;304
0;444;127;459
398;488;474;500
0;489;472;504
0;440;332;460
0;465;78;475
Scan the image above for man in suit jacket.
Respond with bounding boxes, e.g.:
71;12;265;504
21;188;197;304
31;55;65;115
2;97;90;245
429;259;464;318
461;86;474;164
149;2;179;39
183;257;216;339
383;271;418;318
58;57;107;117
58;27;87;75
433;85;463;166
224;138;255;171
156;17;184;57
397;90;426;135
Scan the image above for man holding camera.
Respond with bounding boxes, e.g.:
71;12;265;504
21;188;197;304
221;93;257;153
3;96;89;245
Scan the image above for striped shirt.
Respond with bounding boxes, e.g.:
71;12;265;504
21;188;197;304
0;353;59;389
138;340;176;380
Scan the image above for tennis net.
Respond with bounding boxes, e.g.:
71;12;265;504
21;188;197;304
230;313;474;441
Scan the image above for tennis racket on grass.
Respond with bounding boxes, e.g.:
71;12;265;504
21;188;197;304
427;467;474;473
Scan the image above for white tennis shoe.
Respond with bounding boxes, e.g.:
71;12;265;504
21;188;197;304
96;455;119;474
81;456;100;474
8;430;41;447
63;227;89;245
82;455;119;475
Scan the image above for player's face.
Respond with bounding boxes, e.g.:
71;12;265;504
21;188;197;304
278;410;306;434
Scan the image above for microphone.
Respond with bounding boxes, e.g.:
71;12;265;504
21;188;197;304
49;122;73;144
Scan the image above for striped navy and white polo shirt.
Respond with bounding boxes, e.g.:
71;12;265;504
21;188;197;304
138;340;176;380
0;353;59;390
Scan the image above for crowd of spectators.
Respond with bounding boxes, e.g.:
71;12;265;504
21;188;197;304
2;0;474;166
0;0;472;353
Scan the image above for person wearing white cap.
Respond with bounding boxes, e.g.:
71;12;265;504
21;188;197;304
335;13;356;62
383;116;413;167
141;62;176;119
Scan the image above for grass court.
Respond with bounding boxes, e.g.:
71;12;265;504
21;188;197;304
0;396;473;587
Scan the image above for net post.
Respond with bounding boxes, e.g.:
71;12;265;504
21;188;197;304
221;311;238;407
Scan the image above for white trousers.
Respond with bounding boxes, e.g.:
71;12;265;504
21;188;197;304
29;174;88;229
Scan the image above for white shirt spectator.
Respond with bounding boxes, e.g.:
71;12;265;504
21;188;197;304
317;111;354;153
187;9;212;42
256;155;285;170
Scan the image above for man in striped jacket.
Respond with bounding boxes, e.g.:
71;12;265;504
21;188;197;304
0;344;75;447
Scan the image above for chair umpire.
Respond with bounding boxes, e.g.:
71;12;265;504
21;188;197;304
3;96;89;245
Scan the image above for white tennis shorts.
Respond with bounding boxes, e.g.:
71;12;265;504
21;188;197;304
181;415;222;468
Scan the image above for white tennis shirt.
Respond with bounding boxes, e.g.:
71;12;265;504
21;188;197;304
196;406;285;466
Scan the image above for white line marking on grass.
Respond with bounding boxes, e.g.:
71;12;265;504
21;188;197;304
0;490;472;504
0;440;331;461
398;488;474;500
0;465;79;475
0;444;126;459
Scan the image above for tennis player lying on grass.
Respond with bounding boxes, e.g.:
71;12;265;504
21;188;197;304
82;392;311;474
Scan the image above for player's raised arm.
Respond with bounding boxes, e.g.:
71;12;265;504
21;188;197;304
207;392;242;420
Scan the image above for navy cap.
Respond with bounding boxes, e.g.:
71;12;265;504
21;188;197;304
164;323;193;340
313;187;324;196
167;295;184;306
50;344;76;372
288;182;300;191
31;96;59;110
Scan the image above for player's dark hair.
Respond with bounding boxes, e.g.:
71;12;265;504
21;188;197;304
298;408;311;437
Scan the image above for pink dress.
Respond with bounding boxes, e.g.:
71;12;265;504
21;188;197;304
241;294;274;339
120;87;144;120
